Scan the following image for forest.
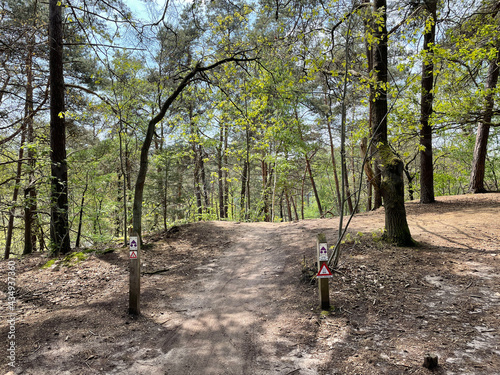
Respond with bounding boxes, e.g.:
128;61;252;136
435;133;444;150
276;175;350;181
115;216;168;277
1;0;499;258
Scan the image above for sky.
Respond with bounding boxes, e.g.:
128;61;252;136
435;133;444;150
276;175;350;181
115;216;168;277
126;0;149;19
126;0;191;23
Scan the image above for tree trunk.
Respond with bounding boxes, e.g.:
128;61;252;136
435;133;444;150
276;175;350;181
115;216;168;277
279;190;284;221
301;165;307;220
240;127;251;220
192;137;203;220
240;158;248;217
23;186;36;255
366;177;372;211
380;145;414;245
271;162;278;221
420;0;437;203
118;122;128;245
4;124;26;259
262;160;274;222
403;158;417;201
75;174;89;248
372;0;413;246
163;161;170;230
326;118;342;213
342;156;354;215
469;47;500;193
199;146;209;209
24;34;37;255
364;13;382;209
290;194;299;221
116;169;122;237
360;137;379;210
284;190;292;222
305;153;323;217
350;145;357;213
217;125;225;219
261;159;270;221
49;0;71;255
223;125;229;218
245;129;251;219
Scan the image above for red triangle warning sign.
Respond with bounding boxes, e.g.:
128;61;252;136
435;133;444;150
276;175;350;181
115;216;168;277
316;263;333;278
129;250;137;259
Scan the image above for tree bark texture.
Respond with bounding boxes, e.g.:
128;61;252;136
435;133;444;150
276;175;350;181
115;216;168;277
469;47;500;193
419;0;437;203
379;145;414;246
49;0;71;255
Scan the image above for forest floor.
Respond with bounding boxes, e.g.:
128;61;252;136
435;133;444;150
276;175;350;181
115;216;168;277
0;193;499;375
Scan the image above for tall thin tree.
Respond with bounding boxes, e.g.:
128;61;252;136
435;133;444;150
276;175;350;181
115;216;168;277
419;0;437;203
49;0;71;255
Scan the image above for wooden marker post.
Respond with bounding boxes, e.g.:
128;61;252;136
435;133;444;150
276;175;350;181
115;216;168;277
129;234;140;315
317;233;332;310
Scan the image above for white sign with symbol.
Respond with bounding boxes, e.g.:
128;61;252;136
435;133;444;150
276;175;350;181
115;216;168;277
130;237;138;250
129;237;138;259
318;243;328;261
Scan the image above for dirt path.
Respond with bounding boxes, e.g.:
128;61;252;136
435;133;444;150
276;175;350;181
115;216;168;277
113;222;327;374
1;194;499;374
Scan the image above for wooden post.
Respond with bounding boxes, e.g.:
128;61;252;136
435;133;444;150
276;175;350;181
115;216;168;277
129;233;140;315
317;233;330;310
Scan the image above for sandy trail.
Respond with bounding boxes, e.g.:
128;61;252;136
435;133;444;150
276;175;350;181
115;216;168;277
110;222;329;375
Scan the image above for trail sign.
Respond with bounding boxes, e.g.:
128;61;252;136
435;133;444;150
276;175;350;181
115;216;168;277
318;243;328;261
317;233;331;310
130;237;138;251
129;234;140;315
316;263;333;278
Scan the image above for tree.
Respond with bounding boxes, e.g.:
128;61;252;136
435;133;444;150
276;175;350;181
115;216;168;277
469;2;500;193
371;0;413;245
419;0;437;203
49;0;71;255
469;46;500;193
132;56;255;238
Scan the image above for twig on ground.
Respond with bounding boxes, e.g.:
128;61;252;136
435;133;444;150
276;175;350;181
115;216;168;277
143;268;171;275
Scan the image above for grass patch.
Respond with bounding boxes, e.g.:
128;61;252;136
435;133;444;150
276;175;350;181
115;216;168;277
41;259;56;269
41;251;90;269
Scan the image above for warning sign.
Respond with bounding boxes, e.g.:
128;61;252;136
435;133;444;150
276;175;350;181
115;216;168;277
318;243;328;261
129;250;138;259
316;263;333;278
